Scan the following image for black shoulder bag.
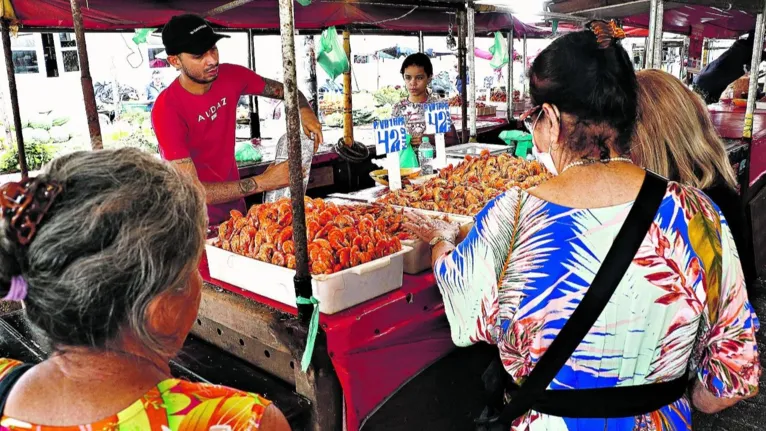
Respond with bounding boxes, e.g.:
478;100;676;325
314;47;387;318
476;172;688;430
0;363;33;414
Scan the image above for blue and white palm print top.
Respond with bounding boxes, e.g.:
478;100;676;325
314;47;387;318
434;183;760;431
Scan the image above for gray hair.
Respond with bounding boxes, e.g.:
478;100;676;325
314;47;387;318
0;148;206;354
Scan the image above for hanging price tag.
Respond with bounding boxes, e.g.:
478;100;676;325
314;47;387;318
425;102;451;135
373;117;407;155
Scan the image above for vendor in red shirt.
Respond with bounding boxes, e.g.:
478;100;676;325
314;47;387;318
152;14;323;226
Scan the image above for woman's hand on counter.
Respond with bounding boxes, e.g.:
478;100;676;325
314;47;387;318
403;211;460;246
300;106;324;151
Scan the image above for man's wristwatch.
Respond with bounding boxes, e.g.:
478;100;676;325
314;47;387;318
429;236;453;250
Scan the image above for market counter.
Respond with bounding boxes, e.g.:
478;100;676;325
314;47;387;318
196;253;455;431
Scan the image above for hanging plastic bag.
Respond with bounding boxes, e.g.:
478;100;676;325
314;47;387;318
235;140;263;164
263;133;315;203
399;135;420;168
489;32;509;70
296;0;312;5
317;27;349;81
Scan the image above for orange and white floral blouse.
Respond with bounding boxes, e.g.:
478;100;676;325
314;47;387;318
0;358;272;431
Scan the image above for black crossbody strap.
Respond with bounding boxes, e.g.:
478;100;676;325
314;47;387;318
0;363;33;415
492;172;668;426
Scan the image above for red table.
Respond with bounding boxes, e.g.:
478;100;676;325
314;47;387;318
708;104;766;187
199;254;454;431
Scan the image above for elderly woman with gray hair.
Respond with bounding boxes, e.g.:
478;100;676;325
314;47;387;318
0;148;290;430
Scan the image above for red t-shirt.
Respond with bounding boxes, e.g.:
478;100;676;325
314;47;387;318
152;63;266;226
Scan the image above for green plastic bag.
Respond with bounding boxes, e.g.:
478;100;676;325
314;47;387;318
399;135;419;168
317;27;349;81
489;32;509;70
296;0;312;5
235;141;263;164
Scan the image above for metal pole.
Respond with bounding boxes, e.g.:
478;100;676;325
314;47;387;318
467;3;477;140
743;11;765;144
418;31;424;52
646;0;663;69
343;29;353;147
278;0;312;322
70;0;102;150
522;34;527;98
304;35;318;117
1;19;27;178
653;0;664;69
646;2;656;68
458;9;468;144
248;29;260;139
507;27;513;121
680;36;689;81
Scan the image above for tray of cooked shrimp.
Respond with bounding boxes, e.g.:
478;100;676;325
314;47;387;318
377;150;551;216
208;197;412;314
325;198;474;275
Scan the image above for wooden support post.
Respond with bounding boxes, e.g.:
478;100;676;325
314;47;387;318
467;4;477;141
1;19;27;178
304;35;318;117
277;0;312;322
70;0;102;150
506;27;513;122
457;10;467;144
343;29;353;147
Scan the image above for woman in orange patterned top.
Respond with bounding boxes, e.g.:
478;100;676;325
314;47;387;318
0;148;290;431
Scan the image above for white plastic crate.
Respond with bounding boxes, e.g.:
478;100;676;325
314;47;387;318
205;239;411;314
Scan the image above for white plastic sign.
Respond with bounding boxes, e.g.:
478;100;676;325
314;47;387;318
374;117;407;155
373;117;406;191
425;102;451;135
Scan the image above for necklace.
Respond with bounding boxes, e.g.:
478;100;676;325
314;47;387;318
561;157;633;174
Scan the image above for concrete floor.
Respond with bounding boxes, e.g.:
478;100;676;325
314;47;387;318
692;280;766;430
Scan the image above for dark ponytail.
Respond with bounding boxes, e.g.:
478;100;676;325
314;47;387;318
528;21;637;157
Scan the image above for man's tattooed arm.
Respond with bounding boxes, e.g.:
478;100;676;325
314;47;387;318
261;78;312;111
170;158;264;205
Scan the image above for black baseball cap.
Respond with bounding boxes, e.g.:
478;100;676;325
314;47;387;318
161;14;230;56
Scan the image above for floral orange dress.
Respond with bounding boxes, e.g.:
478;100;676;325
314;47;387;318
0;358;272;431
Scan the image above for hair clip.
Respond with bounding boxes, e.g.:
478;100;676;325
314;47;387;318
3;276;27;301
587;20;626;49
0;178;63;246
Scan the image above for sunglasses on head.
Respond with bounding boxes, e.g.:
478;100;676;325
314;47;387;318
519;105;543;135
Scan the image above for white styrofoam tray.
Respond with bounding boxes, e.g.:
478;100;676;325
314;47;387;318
205;239;411;314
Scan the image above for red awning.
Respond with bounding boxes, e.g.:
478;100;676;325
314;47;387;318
9;0;551;37
621;5;754;39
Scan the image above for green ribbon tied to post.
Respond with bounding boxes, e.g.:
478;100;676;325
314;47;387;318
296;296;320;372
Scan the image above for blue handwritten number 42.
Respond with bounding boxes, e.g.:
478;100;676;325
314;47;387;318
377;127;407;154
428;110;450;134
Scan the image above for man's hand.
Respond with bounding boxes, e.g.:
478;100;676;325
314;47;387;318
261;77;324;151
300;106;324;151
258;161;290;192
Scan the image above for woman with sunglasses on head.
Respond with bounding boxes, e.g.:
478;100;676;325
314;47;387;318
406;21;759;430
0;149;290;430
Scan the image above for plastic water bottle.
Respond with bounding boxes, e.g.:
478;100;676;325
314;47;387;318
418;137;435;175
